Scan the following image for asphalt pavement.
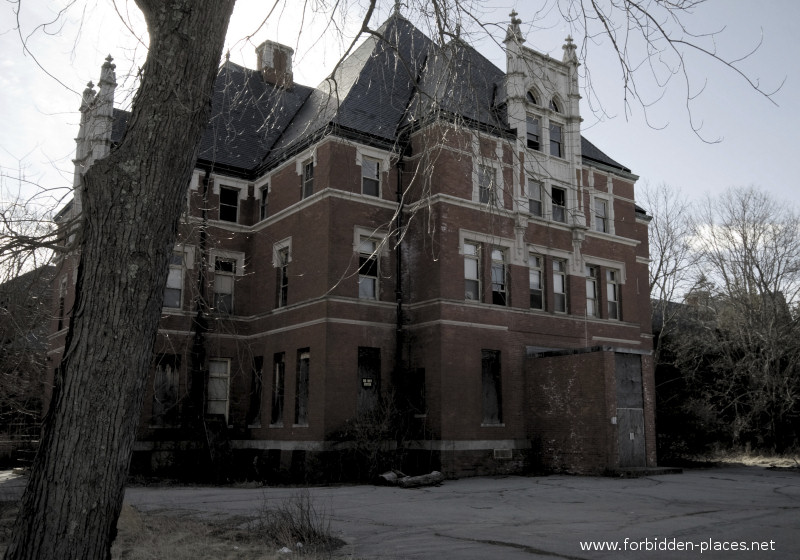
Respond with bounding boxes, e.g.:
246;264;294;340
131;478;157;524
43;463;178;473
1;465;798;559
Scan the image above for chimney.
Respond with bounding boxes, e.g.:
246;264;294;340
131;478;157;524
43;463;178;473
255;40;294;88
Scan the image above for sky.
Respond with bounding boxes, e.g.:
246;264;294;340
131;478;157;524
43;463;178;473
0;0;797;213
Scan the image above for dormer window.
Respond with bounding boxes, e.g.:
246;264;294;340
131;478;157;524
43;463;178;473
549;98;560;112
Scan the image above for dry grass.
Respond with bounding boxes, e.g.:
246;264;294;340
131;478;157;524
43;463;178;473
0;493;348;560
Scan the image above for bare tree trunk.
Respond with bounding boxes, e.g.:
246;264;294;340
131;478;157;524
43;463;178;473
5;2;235;558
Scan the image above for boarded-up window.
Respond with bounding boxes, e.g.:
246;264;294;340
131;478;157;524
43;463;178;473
295;349;310;425
247;356;263;426
481;350;502;425
271;353;285;426
357;347;381;415
152;354;180;426
207;358;230;420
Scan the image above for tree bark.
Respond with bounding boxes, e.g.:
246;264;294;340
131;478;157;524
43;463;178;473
5;2;235;558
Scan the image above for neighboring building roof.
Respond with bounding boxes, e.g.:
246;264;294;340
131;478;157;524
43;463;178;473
109;12;631;177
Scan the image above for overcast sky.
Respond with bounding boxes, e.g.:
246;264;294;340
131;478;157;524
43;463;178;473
1;0;796;212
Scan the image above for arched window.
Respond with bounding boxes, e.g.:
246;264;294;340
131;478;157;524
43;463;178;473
549;98;560;113
526;91;538;105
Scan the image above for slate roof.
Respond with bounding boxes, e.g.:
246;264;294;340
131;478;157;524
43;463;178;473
110;12;630;177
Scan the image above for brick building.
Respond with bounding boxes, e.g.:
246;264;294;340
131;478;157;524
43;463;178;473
49;11;655;479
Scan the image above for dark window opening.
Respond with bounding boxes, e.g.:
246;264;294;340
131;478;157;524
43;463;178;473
247;356;264;426
491;249;507;306
271;353;285;426
552;187;566;223
219;186;239;222
481;350;502;425
357;347;381;416
295;349;310;425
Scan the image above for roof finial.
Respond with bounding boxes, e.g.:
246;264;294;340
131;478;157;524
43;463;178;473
504;10;525;44
562;35;578;65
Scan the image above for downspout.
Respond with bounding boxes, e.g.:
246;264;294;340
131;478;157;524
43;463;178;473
189;168;210;425
394;155;405;391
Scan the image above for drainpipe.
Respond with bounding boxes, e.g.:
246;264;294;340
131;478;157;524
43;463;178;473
394;155;405;392
189;168;210;424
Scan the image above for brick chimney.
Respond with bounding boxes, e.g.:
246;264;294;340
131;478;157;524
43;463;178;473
255;40;294;88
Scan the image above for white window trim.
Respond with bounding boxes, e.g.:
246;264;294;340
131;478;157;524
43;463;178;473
207;358;231;423
355;146;391;198
295;148;318;176
210;175;249;200
592;195;614;235
208;249;245;276
272;237;292;268
472;160;503;207
352;226;388;256
548;183;569;223
581;256;626;284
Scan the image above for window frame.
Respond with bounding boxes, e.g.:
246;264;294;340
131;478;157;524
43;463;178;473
526;115;541;151
218;185;240;223
594;197;609;233
607;269;620;320
358;237;379;299
527;178;543;217
207;358;231;421
464;241;481;301
490;248;508;306
301;159;314;199
585;265;599;318
270;353;286;426
213;257;236;314
361;157;380;197
529;253;544;310
478;164;496;205
553;258;568;313
259;184;269;221
295;349;310;426
481;349;503;426
549;121;563;158
551;186;567;223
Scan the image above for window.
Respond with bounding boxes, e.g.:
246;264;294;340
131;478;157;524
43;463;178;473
552;187;566;223
295;349;310;426
527;179;542;216
529;254;544;309
362;158;380;196
595;198;608;233
607;269;620;319
214;258;235;314
302;160;314;199
464;242;480;301
357;347;381;415
207;358;230;421
549;122;563;158
526;116;540;151
152;354;180;426
276;247;289;308
549;98;560;112
219;186;239;222
163;251;183;309
259;185;269;221
247;356;263;426
478;165;496;204
481;350;502;425
270;353;285;426
358;238;379;299
586;266;599;317
526;91;538;104
491;248;507;306
553;259;567;313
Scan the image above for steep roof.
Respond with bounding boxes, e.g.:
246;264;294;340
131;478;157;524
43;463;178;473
109;13;631;176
